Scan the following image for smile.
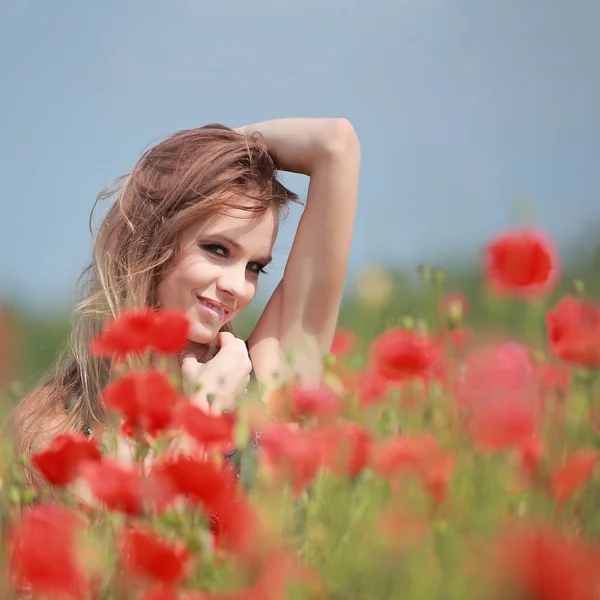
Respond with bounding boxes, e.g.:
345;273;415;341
196;296;233;323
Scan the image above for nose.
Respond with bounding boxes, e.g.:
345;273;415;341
217;264;248;304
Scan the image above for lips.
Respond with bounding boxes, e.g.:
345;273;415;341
196;296;233;322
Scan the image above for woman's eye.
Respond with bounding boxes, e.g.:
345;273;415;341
203;244;228;258
247;262;268;275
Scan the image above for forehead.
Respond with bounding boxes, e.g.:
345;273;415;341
182;206;278;254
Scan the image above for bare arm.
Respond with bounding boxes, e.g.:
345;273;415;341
237;118;361;390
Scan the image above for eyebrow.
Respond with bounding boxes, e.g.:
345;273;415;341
205;234;273;265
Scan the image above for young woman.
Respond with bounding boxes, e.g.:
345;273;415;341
9;118;361;464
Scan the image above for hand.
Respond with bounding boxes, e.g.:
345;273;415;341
180;332;252;414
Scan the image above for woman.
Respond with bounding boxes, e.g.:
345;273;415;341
9;118;361;465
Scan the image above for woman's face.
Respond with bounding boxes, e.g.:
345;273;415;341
156;206;278;344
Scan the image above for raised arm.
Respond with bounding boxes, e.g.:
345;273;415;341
238;118;361;390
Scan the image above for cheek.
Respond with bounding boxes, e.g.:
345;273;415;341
157;257;214;307
177;257;217;288
155;275;180;310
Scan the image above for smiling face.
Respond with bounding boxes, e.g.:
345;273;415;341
156;205;278;344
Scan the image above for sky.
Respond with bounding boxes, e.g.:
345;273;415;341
1;0;599;312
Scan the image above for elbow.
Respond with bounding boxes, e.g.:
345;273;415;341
319;118;361;158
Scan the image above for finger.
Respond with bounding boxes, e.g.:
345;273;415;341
217;331;236;347
180;354;200;395
179;350;198;366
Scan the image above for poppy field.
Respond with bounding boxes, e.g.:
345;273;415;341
2;228;600;599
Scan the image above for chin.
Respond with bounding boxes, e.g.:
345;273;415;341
188;321;220;345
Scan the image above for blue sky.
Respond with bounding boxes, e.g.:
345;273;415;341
1;0;599;312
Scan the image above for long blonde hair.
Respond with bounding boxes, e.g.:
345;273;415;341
9;124;297;464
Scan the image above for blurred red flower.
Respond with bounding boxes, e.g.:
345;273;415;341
547;296;600;367
551;449;598;507
484;229;559;296
311;422;371;477
534;362;570;392
260;424;322;496
352;368;392;407
9;505;87;599
121;526;189;587
91;308;189;358
150;456;256;555
330;328;357;356
370;328;441;382
371;434;454;505
518;437;545;481
371;433;437;477
447;327;473;353
456;341;540;450
102;370;180;437
31;433;102;486
289;384;343;421
472;402;536;451
174;401;235;448
80;460;146;515
149;309;191;354
496;526;600;600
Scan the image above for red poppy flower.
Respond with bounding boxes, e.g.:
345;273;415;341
371;434;454;504
260;425;323;496
534;362;570;392
330;328;357;356
463;340;534;393
472;402;536;451
91;308;189;358
151;456;236;509
9;505;87;599
173;401;235;448
546;296;600;367
310;423;371;476
149;309;191;354
289;384;343;421
121;526;189;587
456;341;541;450
79;460;146;515
484;229;559;296
422;451;455;505
150;456;256;555
352;369;391;407
370;328;441;382
102;370;180;437
551;449;598;507
496;526;600;600
518;437;545;481
447;327;473;353
371;433;439;477
91;309;155;358
209;492;258;557
31;433;102;486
